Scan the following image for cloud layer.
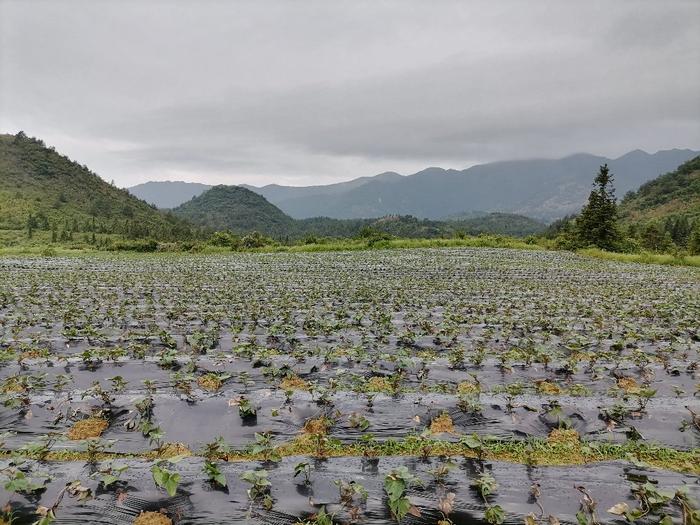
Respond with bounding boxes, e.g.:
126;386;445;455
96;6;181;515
1;0;699;186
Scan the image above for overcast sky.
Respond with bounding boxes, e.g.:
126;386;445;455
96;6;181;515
1;1;699;187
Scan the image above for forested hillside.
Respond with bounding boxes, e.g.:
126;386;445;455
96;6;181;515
0;132;194;242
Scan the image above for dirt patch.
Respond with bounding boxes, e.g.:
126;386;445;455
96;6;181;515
67;417;109;440
365;376;393;393
547;428;580;446
456;381;480;394
280;375;310;391
617;377;640;394
133;511;172;525
430;412;455;434
197;374;222;392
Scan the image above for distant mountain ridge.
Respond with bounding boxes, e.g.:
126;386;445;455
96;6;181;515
129;149;699;221
171;184;546;239
128;180;213;209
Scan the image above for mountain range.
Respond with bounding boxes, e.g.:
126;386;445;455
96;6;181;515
129;149;700;221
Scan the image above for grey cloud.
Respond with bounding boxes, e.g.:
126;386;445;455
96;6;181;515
1;0;698;186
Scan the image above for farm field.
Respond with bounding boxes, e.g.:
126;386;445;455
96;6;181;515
0;248;698;524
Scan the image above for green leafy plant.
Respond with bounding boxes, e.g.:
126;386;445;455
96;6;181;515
241;469;273;509
151;461;181;497
237;396;257;419
472;472;505;525
2;468;50;495
294;461;312;485
203;460;227;488
90;462;128;488
246;432;280;462
383;466;422;523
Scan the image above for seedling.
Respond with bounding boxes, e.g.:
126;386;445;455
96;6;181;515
90;462;129;488
294;461;312;485
203;460;227;488
236;396;257;419
470;472;505;524
240;469;273;509
201;436;231;460
2;467;50;495
246;432;280;463
82;438;115;464
334;479;368;507
151;461;181;497
383;466;422;523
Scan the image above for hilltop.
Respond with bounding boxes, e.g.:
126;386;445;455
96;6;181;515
172;185;296;236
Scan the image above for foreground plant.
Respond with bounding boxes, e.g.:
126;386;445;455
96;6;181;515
383;467;422;523
151;461;181;497
241;469;273;510
607;482;700;525
90;461;129;488
472;472;505;525
203;460;227;488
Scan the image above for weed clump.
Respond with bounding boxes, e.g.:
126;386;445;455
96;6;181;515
536;380;562;395
617;377;640;394
456;381;481;395
157;442;193;458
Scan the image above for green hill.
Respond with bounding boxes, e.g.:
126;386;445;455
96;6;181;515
619;155;700;223
0;132;194;244
172;185;296;236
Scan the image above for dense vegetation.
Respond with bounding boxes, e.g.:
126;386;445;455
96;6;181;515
547;157;700;255
618;156;700;252
172;183;546;241
172;185;296;237
0;132;194;247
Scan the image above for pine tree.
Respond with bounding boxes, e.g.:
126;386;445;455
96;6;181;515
576;164;620;250
689;221;700;255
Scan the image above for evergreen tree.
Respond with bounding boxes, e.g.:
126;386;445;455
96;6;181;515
576;164;620;250
26;213;37;238
689;221;700;256
665;216;690;248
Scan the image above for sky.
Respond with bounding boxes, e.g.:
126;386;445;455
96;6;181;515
1;1;699;188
